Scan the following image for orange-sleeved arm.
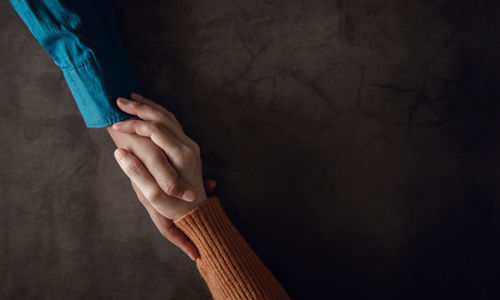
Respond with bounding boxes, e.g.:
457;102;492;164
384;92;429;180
173;196;290;300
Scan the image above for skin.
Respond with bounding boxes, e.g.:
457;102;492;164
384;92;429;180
107;93;214;260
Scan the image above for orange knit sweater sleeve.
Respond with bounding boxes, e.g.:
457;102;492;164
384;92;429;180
173;196;291;300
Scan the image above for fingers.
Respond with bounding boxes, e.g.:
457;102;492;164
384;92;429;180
140;145;197;202
204;179;217;195
131;182;199;260
158;218;200;260
116;95;201;153
113;119;195;169
108;125;196;202
116;96;184;137
130;93;183;130
114;148;186;219
130;92;169;113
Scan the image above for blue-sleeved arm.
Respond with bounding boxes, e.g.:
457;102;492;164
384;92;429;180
9;0;142;128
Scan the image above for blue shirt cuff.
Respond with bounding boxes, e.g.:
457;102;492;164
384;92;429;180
61;51;142;128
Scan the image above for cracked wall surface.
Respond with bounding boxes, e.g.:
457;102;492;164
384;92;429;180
1;0;500;299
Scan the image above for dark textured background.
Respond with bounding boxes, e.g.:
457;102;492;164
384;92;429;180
2;0;500;299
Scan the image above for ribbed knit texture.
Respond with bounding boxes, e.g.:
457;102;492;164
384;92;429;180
174;196;290;300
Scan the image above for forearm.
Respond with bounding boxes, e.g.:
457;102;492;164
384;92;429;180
174;196;290;300
10;0;141;128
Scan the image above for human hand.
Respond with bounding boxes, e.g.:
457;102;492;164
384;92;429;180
129;178;216;260
108;94;211;260
107;119;197;203
112;93;209;217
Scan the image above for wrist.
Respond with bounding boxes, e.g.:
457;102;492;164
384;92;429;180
176;192;208;219
174;195;214;221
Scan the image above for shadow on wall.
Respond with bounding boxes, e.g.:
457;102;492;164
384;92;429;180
113;0;500;298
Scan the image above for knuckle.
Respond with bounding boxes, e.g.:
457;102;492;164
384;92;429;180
163;179;182;196
126;162;143;177
152;110;166;121
160;222;177;239
159;109;176;122
130;101;142;110
151;148;170;168
149;122;164;134
168;111;177;120
170;144;184;158
146;187;163;203
178;146;196;167
191;141;201;154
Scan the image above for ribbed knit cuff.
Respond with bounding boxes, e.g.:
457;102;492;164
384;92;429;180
174;196;290;300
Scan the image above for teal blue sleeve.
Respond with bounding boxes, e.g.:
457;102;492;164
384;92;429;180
9;0;142;128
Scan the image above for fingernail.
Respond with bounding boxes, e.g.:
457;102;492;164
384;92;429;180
117;97;129;104
188;253;196;261
115;148;127;160
112;122;122;129
182;189;196;202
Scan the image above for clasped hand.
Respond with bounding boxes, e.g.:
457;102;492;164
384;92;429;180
107;93;214;260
